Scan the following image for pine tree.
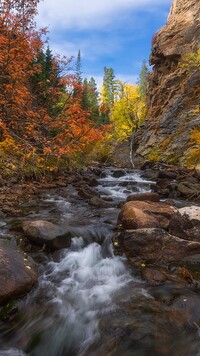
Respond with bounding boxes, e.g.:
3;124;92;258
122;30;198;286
100;67;115;122
75;50;82;85
82;77;99;122
137;60;149;102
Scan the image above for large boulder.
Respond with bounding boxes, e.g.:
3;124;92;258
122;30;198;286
0;239;37;305
118;201;176;230
22;220;72;250
119;228;200;263
169;206;200;242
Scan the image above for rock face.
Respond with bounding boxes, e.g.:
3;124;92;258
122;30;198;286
136;0;200;166
0;239;37;305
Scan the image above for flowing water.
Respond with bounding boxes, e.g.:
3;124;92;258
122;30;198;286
1;168;200;356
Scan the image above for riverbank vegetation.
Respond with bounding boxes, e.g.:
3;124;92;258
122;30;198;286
0;0;148;179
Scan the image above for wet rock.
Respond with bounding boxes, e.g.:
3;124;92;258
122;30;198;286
141;267;167;285
85;177;99;187
177;181;200;198
78;184;99;200
158;169;177;180
151;178;171;197
140;161;155;170
119;228;200;263
171;292;200;325
112;170;126;178
89;196;111;208
118;201;175;229
141;169;158;180
169;206;200;242
22;220;72;250
126;192;160;203
118;206;160;230
0;239;37;305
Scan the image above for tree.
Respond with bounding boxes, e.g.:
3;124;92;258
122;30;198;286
82;77;99;122
31;45;65;116
75;49;82;85
0;0;44;143
109;83;146;141
0;1;107;171
100;67;115;121
137;60;149;102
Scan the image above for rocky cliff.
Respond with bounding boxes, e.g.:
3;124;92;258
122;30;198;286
136;0;200;166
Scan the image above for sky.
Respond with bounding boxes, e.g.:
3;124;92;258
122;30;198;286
36;0;172;88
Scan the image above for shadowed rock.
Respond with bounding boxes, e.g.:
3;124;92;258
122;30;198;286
119;228;200;263
126;192;160;203
0;239;37;305
22;220;72;250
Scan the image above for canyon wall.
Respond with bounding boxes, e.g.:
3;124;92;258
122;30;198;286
136;0;200;166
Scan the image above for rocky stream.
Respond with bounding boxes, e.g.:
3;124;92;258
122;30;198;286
0;165;200;356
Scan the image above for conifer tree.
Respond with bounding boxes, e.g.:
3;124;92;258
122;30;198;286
100;67;115;122
137;60;149;102
75;50;82;85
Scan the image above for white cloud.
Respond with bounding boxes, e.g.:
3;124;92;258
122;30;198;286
49;36;122;60
37;0;172;30
85;74;138;92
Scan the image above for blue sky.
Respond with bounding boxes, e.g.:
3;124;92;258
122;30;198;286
36;0;172;88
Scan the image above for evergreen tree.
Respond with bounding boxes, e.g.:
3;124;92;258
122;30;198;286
75;50;82;85
82;77;99;122
31;46;63;115
137;60;149;102
100;67;115;122
88;77;99;121
82;78;90;111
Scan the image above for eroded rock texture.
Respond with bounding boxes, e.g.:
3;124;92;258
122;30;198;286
136;0;200;165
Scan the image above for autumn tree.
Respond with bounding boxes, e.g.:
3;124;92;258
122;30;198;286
0;1;107;172
0;0;45;144
109;83;146;141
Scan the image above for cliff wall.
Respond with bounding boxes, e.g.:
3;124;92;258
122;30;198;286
136;0;200;166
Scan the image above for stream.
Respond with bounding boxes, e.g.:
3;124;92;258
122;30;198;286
0;167;200;356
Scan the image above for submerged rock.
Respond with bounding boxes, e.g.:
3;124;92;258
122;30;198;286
22;220;72;250
0;239;37;305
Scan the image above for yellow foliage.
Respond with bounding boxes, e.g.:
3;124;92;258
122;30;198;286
109;84;147;142
190;127;200;145
181;48;200;71
184;127;200;166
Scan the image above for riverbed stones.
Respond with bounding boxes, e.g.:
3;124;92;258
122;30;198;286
119;228;200;263
116;199;200;265
0;239;37;305
22;220;72;250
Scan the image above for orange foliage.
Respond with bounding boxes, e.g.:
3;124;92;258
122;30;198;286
0;0;106;168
